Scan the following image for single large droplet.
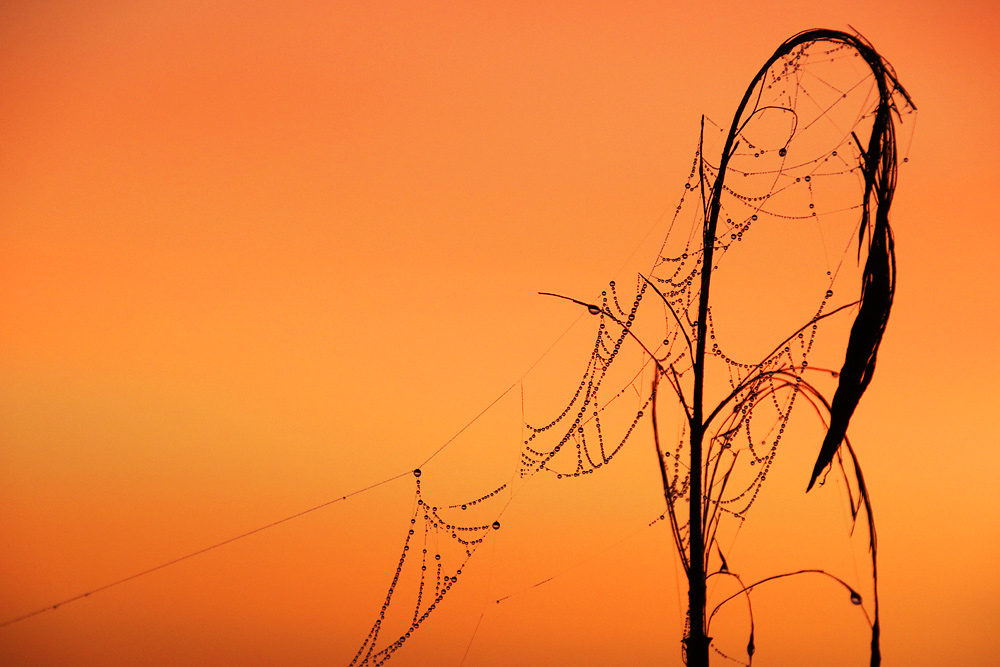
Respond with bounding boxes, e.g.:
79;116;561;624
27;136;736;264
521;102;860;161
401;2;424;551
492;520;501;530
850;590;863;605
413;469;422;478
588;305;601;315
778;147;787;157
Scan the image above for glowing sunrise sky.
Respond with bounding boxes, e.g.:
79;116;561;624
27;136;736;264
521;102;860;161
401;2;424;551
2;1;999;666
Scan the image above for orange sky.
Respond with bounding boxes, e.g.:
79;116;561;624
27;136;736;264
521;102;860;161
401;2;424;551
2;2;999;666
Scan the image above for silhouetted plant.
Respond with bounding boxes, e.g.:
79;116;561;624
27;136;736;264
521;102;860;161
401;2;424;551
351;28;914;667
637;28;914;666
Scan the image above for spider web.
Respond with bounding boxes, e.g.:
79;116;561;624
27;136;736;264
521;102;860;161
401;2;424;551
350;35;915;667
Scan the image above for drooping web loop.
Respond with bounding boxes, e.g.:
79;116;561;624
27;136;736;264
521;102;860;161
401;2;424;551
353;29;914;665
350;472;509;667
521;279;656;479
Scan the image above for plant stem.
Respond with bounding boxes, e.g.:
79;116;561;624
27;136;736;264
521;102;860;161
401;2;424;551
685;418;709;666
686;115;719;667
667;30;909;665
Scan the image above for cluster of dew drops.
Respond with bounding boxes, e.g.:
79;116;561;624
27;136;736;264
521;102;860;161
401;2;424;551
350;468;504;667
521;278;655;480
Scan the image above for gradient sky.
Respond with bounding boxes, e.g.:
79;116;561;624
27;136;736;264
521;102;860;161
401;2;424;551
2;2;999;666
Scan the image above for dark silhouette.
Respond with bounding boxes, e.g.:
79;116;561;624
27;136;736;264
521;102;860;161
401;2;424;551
351;27;915;666
652;28;913;667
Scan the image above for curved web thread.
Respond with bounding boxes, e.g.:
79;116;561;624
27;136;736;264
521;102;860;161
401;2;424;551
348;297;662;666
350;473;509;666
349;303;665;665
352;31;914;665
